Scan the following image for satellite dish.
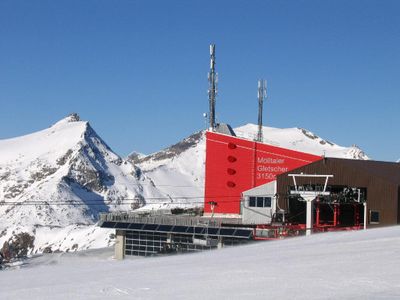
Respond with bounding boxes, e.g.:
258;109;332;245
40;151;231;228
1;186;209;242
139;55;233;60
203;113;207;118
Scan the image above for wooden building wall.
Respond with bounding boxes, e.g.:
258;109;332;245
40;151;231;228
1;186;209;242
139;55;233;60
276;158;399;227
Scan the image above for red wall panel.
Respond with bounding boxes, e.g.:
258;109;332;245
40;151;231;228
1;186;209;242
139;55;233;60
204;131;322;214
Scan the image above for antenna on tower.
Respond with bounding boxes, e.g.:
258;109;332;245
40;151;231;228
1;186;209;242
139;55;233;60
208;44;217;131
256;79;267;142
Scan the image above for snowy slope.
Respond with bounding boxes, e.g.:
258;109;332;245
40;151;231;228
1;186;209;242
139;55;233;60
0;118;370;254
235;124;368;159
1;226;400;299
134;124;369;210
0;114;166;253
130;131;206;210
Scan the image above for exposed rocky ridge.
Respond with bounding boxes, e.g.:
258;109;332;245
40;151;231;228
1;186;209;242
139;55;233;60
129;131;203;165
299;128;334;146
1;232;35;260
134;131;206;210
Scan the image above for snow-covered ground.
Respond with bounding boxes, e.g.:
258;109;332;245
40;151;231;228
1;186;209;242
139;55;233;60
1;226;400;299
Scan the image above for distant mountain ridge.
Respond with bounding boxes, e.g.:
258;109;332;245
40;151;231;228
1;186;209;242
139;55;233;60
0;115;369;256
130;131;206;210
133;123;369;211
235;124;368;159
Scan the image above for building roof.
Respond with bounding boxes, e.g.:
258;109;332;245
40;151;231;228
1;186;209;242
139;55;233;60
280;157;400;186
326;158;400;185
242;181;276;196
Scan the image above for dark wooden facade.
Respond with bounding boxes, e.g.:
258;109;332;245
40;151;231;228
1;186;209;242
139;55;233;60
276;158;400;227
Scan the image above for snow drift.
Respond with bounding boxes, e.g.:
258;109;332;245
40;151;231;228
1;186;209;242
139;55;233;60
1;226;399;299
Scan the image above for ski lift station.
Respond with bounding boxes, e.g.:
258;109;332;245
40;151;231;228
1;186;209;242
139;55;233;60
99;45;400;258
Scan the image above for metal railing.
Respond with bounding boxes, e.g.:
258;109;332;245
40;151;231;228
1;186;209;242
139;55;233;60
99;212;242;227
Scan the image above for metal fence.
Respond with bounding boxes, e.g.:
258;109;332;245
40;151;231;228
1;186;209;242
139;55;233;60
99;212;242;227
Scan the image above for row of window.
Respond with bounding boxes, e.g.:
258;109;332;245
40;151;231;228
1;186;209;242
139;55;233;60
247;198;380;223
248;196;272;208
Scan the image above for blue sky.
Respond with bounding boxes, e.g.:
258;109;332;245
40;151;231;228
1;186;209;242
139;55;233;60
0;0;399;161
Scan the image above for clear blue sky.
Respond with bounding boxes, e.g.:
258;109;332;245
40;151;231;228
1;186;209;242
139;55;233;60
0;0;399;161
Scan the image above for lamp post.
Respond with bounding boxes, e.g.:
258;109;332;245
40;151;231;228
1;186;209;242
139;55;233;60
208;201;218;218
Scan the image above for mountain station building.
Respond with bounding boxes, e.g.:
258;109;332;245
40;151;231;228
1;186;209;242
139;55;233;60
99;129;400;259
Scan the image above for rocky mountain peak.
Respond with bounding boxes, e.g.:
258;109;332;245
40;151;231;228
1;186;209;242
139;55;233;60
51;113;85;130
66;113;80;122
134;131;204;165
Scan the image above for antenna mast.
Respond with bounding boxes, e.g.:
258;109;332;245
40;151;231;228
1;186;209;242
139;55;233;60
208;44;217;131
257;79;267;142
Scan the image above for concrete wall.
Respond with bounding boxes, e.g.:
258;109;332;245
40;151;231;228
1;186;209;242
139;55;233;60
242;205;273;224
242;181;277;224
114;230;125;260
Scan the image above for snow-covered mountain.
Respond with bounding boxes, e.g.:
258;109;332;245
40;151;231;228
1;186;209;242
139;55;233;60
0;114;166;254
133;124;369;210
0;116;369;256
129;131;206;210
235;124;368;159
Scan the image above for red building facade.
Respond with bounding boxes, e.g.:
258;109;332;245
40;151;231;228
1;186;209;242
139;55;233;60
204;131;322;214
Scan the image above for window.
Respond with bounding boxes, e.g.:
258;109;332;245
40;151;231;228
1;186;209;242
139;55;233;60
263;197;272;207
249;197;256;207
370;210;380;224
248;196;272;208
